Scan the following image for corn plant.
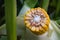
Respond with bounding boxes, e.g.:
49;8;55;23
0;0;60;40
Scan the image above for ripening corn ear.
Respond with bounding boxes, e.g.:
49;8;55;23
24;7;50;35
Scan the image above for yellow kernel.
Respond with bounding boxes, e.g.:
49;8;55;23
31;26;36;31
36;27;39;32
26;23;30;28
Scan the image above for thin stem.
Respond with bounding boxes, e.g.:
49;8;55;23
5;0;17;40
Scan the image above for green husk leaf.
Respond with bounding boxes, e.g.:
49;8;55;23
50;20;60;34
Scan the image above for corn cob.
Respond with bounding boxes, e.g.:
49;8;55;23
24;7;50;35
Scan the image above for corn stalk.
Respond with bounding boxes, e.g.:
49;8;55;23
5;0;17;40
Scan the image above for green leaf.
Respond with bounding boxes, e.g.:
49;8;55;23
41;0;49;11
56;19;60;25
54;0;60;18
24;0;38;8
0;36;7;40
